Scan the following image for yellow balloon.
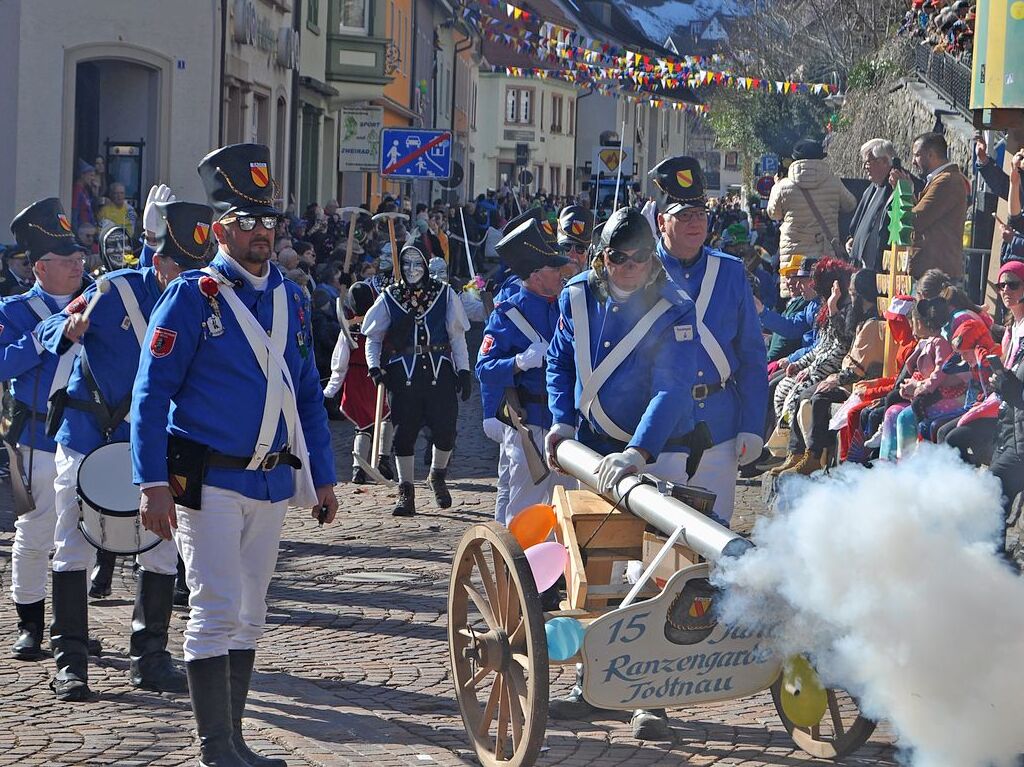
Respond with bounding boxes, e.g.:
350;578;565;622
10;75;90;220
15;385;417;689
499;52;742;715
1012;2;1024;20
508;504;557;549
779;656;828;728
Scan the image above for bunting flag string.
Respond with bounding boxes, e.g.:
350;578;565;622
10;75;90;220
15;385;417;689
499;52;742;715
462;0;841;99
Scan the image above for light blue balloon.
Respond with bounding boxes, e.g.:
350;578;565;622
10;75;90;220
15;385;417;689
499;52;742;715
545;617;585;661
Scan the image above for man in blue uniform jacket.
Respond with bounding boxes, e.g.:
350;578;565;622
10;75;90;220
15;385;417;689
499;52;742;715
491;207;560;302
477;218;571;522
131;143;338;767
650;155;768;521
544;205;699;741
545;206;699;493
3;199;88;664
37;201;214;700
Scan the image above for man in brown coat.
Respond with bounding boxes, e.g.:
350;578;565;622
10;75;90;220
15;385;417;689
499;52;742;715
892;132;968;280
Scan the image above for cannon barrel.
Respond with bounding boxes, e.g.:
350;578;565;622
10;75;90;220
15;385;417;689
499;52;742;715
553;440;753;562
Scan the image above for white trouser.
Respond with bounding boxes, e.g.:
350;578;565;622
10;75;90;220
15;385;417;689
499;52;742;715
10;447;58;604
52;445;178;576
174;486;287;661
688;438;738;524
483;421;511;525
645;451;689;484
503;424;571;526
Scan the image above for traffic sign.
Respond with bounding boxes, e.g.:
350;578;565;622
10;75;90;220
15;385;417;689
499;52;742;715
593;147;631;176
379;128;452;179
755;175;775;197
760;153;780;175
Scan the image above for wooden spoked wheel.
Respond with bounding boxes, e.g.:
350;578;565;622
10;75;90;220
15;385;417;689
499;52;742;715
771;678;877;759
449;522;549;767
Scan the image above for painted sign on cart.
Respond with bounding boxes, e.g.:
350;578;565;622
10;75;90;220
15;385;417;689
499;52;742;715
581;564;782;710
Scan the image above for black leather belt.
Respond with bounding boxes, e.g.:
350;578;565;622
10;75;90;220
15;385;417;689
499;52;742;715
207;450;303;471
692;379;730;401
516;388;547;405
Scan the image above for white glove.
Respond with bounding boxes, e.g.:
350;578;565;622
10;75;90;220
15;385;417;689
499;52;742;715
483;417;505;443
143;184;175;235
595;447;646;494
735;432;764;467
641;200;659;236
545;422;575;471
515;341;548;371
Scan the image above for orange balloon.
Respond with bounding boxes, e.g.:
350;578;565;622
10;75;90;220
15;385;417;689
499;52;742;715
509;504;557;549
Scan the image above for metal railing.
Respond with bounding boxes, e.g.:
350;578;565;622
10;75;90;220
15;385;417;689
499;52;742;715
912;45;973;118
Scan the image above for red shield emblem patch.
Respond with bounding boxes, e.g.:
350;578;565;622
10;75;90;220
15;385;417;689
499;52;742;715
676;169;694;188
66;295;88;315
58;213;72;232
250;162;269;188
150;327;177;358
541;220;555;236
193;222;211;245
571;221;585;236
480;334;495;355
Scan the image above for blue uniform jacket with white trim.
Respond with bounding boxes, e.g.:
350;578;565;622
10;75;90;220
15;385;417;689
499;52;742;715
656;242;768;445
130;253;336;501
0;284;81;453
476;287;559;428
759;297;821;362
37;267;161;456
494;274;521;303
546;269;698;459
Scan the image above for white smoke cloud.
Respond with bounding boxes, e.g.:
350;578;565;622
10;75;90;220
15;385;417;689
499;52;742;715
712;445;1024;767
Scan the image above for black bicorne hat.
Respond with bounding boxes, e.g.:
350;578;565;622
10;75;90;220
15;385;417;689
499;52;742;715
197;143;279;218
599;207;655;254
557;204;594;248
151;201;215;268
649;156;708;216
504;207;559;247
496;219;570;280
10;198;85;262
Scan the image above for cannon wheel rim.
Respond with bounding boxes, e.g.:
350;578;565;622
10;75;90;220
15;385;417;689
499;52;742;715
770;675;877;759
448;522;549;767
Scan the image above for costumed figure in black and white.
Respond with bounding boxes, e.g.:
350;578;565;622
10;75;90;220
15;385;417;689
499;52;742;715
323;281;395;483
362;234;472;516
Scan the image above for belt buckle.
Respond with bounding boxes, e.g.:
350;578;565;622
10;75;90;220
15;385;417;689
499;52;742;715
261;453;280;471
693;383;709;400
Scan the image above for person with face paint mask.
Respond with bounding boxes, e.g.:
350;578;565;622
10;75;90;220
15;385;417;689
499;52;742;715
362;232;472;516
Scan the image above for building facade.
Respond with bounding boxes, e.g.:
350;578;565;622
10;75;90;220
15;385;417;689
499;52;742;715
0;0;220;228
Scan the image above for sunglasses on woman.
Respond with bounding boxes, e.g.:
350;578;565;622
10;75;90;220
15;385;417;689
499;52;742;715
605;248;652;265
997;280;1023;291
222;215;279;231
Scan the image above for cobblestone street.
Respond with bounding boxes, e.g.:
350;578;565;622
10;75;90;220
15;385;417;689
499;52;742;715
0;385;900;767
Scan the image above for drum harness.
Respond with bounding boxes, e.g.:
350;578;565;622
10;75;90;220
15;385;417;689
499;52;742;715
57;278;143;442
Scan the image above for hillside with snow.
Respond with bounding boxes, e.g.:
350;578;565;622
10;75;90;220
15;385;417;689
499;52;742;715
615;0;751;52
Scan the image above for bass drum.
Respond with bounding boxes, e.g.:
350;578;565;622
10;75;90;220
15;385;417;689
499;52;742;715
78;441;160;555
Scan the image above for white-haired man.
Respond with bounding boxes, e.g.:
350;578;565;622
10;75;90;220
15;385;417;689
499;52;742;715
846;138;898;274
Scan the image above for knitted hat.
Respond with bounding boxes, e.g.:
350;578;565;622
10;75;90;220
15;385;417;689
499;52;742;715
951;317;997;353
884;294;915;320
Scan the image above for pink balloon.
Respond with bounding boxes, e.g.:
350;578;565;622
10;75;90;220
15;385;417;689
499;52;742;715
524;542;567;593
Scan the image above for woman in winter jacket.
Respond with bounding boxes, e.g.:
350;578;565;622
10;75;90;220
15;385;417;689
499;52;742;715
767;140;857;269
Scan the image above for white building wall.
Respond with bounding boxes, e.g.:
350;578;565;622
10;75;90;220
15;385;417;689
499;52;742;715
0;0;219;227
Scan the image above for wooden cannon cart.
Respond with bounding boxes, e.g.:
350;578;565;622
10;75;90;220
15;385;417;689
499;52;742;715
448;441;876;767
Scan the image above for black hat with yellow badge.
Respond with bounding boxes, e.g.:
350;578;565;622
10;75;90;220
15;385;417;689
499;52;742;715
197;143;279;218
496;218;570;280
150;201;215;267
504;206;559;247
557;204;594;248
649;156;708;215
10;198;86;263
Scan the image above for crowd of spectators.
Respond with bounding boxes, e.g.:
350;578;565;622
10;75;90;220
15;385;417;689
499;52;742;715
899;0;976;63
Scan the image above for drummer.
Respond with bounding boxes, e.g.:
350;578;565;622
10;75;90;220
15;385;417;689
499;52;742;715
3;199;89;665
36;199;214;699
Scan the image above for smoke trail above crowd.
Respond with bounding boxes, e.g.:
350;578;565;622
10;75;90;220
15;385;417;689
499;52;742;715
713;445;1024;767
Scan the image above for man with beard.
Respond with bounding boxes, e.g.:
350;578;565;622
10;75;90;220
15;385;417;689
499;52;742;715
556;204;594;277
362;233;472;517
4;199;89;665
37;201;214;700
131;143;338;767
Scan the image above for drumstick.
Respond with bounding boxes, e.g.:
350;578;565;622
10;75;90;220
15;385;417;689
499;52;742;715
81;279;111;320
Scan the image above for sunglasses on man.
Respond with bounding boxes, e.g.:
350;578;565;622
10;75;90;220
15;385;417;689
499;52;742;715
605;248;652;265
221;215;279;231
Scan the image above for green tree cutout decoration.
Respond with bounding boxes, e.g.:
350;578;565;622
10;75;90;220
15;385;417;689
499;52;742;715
887;179;915;247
